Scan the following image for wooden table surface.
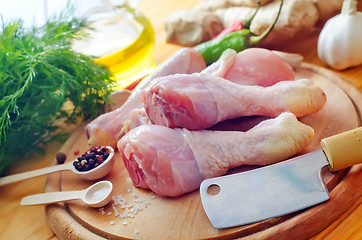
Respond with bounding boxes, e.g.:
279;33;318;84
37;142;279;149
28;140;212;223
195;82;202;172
0;1;361;239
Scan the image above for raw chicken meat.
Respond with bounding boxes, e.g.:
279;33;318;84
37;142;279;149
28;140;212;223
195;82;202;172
143;73;326;130
85;48;206;148
271;50;304;70
121;108;151;136
122;48;301;135
202;48;296;86
118;112;314;197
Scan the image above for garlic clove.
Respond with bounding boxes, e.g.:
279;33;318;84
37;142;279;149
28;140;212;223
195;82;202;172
317;0;362;70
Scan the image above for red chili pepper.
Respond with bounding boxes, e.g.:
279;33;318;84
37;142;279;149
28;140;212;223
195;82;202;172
213;20;244;39
211;1;261;40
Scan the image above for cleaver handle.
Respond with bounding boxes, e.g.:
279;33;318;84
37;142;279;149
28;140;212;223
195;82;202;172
321;127;362;171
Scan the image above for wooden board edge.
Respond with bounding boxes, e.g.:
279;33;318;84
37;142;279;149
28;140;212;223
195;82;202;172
44;125;108;240
46;203;107;240
236;164;362;240
230;64;362;240
301;63;362;120
44;64;362;240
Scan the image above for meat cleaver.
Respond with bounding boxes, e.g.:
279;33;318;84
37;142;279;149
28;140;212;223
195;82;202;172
200;127;362;229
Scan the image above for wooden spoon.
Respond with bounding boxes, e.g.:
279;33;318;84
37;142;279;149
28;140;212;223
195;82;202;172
20;180;113;208
0;146;115;186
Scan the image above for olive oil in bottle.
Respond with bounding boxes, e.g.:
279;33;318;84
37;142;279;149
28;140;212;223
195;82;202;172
73;4;155;89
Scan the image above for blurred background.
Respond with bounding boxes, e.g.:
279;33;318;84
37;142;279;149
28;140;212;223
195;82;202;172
0;0;136;27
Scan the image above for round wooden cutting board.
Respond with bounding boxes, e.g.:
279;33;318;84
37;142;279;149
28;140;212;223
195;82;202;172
45;63;362;240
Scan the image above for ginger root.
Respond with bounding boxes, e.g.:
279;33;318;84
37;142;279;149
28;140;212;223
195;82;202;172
194;0;273;11
312;0;343;20
215;0;319;45
165;9;223;46
165;0;342;47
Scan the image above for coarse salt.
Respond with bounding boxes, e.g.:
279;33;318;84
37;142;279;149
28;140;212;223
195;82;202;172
112;203;120;217
99;188;155;222
88;187;110;203
99;207;105;215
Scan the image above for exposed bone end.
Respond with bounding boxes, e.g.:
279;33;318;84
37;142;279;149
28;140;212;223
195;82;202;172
284;79;327;117
262;112;314;162
87;127;118;149
120;108;151;138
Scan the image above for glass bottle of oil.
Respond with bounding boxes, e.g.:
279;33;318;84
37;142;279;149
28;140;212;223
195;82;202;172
72;1;156;89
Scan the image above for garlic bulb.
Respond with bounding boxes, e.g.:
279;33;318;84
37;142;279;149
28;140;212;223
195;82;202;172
317;0;362;70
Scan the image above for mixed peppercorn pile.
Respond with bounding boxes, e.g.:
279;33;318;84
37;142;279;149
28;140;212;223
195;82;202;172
73;146;110;172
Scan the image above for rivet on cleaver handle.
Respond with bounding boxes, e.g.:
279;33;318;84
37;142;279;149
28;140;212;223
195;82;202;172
200;127;362;229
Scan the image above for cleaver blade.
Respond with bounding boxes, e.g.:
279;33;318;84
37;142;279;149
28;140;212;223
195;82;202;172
200;127;362;229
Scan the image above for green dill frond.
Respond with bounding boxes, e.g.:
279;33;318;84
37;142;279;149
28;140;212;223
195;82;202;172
0;6;116;175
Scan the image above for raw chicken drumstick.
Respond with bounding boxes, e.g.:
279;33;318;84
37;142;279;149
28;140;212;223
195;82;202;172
121;48;299;135
143;73;326;130
121;108;151;136
118;112;314;197
202;48;296;86
85;48;206;148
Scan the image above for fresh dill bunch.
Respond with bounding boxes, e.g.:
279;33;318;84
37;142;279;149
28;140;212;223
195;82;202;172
0;10;116;175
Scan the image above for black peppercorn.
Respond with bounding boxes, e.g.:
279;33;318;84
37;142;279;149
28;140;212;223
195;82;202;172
56;152;67;164
72;146;110;172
